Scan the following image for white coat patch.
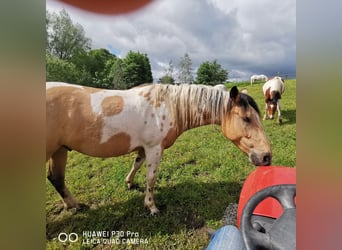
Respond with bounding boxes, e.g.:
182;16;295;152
89;88;173;148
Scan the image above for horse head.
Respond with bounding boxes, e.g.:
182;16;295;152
222;86;272;166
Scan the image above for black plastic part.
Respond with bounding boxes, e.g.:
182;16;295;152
240;184;296;250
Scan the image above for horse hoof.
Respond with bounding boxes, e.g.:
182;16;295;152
128;183;143;192
52;204;65;214
78;203;90;211
67;203;90;214
150;208;160;216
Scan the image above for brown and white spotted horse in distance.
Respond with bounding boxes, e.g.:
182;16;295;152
262;76;285;124
46;82;272;215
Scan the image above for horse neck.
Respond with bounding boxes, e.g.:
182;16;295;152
176;108;222;133
165;85;227;133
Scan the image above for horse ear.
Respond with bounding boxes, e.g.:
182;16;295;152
230;86;240;101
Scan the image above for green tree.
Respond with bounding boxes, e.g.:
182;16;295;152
196;60;228;85
111;59;126;89
122;51;153;87
46;54;91;84
159;60;175;84
83;49;117;88
67;50;93;85
46;9;91;60
178;53;193;84
67;48;117;88
46;11;52;54
100;58;117;88
86;49;116;77
158;75;175;84
46;10;154;89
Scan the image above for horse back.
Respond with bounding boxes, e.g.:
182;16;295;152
262;77;285;96
46;83;175;158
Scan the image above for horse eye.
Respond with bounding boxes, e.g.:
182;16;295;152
243;117;251;123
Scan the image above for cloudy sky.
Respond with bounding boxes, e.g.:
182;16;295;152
46;0;296;82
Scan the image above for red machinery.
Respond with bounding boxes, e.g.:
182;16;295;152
237;166;296;228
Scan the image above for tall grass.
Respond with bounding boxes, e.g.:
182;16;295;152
46;79;296;249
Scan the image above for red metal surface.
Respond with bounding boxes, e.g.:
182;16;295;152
237;166;296;228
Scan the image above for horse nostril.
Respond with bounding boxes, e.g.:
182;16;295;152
263;153;272;165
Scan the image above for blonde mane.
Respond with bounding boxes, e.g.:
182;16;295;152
149;84;229;131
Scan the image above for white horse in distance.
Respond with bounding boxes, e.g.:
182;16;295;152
250;74;268;85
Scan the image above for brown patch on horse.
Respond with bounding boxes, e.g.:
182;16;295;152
47;86;132;158
139;87;165;108
161;127;178;149
141;91;152;103
138;90;151;98
98;132;131;156
75;132;132;157
87;87;103;94
264;87;271;102
143;92;151;98
101;95;124;116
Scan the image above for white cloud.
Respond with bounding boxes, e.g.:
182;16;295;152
46;0;296;81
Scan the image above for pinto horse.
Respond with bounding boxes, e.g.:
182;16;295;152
46;82;272;215
250;74;268;85
262;76;285;124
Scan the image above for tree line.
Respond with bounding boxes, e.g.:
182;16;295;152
46;9;228;89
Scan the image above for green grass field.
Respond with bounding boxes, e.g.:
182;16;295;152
46;79;296;249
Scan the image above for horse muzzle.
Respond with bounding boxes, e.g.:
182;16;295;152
249;151;272;166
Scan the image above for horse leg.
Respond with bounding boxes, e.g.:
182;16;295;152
144;145;162;215
47;147;79;210
277;100;282;124
263;103;268;120
125;148;145;189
